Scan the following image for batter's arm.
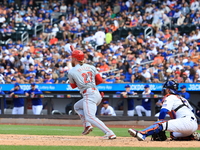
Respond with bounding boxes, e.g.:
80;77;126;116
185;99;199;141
95;73;103;85
68;71;77;89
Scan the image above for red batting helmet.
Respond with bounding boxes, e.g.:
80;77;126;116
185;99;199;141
72;50;84;61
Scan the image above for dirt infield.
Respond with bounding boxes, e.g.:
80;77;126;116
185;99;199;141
0;134;199;147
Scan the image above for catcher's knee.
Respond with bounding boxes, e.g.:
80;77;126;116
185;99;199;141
154;120;168;131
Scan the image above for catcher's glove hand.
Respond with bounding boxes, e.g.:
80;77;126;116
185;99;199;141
151;131;167;141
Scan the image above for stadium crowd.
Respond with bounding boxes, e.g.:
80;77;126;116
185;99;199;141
0;0;200;84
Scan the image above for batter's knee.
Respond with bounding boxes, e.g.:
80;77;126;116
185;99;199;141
85;114;95;122
74;102;79;112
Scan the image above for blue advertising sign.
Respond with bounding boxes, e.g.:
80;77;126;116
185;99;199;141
0;83;199;91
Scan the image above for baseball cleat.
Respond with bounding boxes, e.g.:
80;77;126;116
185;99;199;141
82;126;93;135
128;128;145;141
101;134;117;140
192;132;200;141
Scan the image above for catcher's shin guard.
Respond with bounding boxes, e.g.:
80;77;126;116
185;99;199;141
140;120;167;136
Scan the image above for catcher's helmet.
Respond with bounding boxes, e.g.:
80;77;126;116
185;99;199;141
72;50;84;61
162;80;179;95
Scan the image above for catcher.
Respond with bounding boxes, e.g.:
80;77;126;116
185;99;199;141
128;80;200;141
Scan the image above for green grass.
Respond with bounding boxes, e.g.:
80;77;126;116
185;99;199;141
0;146;199;150
0;124;199;137
0;125;130;137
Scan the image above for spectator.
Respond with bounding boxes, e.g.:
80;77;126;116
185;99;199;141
141;67;151;82
106;73;116;83
0;0;200;85
99;60;109;72
190;0;199;11
135;84;154;117
177;14;185;26
192;72;200;82
105;29;112;44
49;35;58;45
181;3;190;16
182;72;192;83
178;85;190;100
100;101;116;116
94;28;105;46
43;73;54;84
133;70;147;83
184;13;193;25
57;71;67;83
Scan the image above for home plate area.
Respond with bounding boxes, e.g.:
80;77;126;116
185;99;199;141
0;134;199;147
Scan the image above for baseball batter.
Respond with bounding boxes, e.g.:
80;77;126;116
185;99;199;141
25;83;43;115
68;50;116;139
128;80;200;141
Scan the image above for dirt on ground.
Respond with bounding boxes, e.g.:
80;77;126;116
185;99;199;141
0;134;199;147
0;124;199;147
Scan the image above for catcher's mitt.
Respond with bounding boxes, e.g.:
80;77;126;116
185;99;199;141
151;131;167;141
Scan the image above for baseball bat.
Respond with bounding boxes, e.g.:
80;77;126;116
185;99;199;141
70;45;75;52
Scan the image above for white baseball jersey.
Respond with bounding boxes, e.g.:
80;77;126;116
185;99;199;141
71;63;116;136
95;31;105;45
101;106;116;116
68;64;97;93
161;94;198;138
162;95;195;119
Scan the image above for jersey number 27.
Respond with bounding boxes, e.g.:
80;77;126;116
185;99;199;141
82;72;92;83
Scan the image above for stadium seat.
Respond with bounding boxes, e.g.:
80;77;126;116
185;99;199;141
112;29;120;41
118;27;130;38
133;26;143;36
183;24;193;34
190;24;197;31
89;26;98;32
11;31;24;41
56;31;64;40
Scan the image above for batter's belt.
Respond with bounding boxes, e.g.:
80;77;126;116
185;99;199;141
83;88;96;94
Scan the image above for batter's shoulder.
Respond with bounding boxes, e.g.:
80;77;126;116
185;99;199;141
68;68;75;74
84;64;96;70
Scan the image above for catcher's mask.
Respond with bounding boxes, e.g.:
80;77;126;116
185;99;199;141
162;80;179;95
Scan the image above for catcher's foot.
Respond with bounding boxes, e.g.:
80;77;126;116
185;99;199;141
82;126;93;135
192;132;200;141
128;128;145;141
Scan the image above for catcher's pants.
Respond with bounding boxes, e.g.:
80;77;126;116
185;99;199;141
163;116;198;137
135;105;151;116
12;106;24;114
74;88;115;135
